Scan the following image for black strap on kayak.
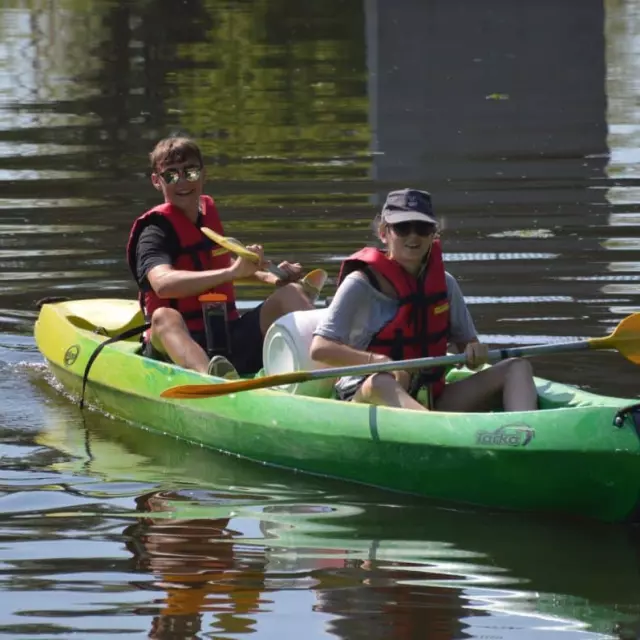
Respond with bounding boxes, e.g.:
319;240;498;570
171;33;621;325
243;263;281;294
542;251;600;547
79;322;150;410
36;296;70;309
613;403;640;433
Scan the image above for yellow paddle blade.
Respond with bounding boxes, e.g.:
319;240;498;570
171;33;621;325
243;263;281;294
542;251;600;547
300;268;328;299
202;226;327;296
202;226;291;279
201;227;260;263
589;312;640;364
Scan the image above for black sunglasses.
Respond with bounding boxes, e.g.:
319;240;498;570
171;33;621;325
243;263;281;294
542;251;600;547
158;165;202;185
389;221;436;237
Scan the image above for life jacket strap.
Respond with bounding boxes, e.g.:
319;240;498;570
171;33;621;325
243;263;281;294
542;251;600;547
80;322;151;409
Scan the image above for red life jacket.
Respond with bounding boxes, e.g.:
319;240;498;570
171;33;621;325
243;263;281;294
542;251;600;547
338;241;450;400
126;195;239;336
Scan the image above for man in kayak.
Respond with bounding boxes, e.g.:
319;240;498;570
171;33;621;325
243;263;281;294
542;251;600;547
127;135;314;378
310;188;538;412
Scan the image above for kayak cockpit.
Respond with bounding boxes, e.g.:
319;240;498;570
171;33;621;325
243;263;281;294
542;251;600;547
57;298;623;413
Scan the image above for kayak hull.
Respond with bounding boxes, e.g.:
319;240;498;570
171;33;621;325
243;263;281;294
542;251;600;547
35;298;640;523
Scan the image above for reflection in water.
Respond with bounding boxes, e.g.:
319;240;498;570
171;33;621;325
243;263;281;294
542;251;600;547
124;491;475;639
2;0;640;637
0;169;97;181
261;505;471;639
17;388;639;638
125;491;267;638
315;560;467;640
0;224;111;234
606;0;640;185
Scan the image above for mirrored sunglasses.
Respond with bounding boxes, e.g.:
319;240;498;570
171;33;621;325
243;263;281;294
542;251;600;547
158;165;202;185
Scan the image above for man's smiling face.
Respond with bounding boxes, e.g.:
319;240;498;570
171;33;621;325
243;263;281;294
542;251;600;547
152;158;204;215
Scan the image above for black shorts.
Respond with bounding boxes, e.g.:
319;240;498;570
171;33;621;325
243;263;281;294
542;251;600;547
143;303;264;376
227;303;264;374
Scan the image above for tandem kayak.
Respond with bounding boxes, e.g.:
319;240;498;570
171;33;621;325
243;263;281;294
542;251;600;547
34;297;640;523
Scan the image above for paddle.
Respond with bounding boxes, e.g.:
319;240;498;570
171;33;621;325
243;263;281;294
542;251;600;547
160;313;640;399
202;227;289;280
202;226;327;299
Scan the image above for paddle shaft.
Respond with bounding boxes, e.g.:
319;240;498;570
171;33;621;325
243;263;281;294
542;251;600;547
304;339;593;382
205;228;324;302
265;262;289;280
160;311;639;399
161;338;598;399
227;244;288;280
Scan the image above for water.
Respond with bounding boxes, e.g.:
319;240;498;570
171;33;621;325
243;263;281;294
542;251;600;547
2;0;640;637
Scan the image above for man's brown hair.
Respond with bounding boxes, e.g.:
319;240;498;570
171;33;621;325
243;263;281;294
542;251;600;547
149;136;203;173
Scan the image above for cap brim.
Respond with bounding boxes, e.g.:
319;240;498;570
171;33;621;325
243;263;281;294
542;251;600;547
383;209;436;224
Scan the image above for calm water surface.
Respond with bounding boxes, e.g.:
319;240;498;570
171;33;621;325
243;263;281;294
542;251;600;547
2;0;640;637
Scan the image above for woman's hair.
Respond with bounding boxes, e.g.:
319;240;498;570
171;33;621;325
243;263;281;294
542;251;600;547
371;213;384;236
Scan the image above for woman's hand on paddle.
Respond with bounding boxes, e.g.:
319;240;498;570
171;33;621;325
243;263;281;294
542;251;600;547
230;245;266;279
464;341;489;370
273;261;304;286
369;352;392;366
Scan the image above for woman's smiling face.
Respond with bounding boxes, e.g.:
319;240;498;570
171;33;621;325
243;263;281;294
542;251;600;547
379;220;436;272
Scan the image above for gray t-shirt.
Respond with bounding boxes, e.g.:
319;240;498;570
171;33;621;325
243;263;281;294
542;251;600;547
315;270;477;349
314;270;477;397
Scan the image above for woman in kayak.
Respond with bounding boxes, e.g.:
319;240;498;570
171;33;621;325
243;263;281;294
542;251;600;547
310;189;538;412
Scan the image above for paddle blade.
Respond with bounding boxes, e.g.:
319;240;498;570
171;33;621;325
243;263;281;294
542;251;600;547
607;312;640;365
161;370;311;399
160;383;220;399
301;268;328;300
202;227;260;263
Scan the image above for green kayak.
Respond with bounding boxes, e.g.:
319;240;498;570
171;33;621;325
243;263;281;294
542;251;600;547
34;298;640;523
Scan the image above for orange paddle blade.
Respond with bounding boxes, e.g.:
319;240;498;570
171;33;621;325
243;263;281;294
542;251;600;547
161;371;310;399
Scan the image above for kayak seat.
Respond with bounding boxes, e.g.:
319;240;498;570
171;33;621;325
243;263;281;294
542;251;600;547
63;299;145;339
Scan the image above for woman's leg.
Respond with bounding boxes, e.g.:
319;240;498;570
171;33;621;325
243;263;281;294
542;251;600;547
354;372;427;411
435;358;537;412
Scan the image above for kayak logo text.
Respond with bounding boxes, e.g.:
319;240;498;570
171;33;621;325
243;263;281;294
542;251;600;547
476;424;535;447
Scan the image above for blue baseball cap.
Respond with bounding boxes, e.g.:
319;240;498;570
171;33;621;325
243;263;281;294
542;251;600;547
381;188;436;224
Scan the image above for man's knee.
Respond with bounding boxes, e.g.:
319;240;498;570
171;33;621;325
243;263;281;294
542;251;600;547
150;308;188;346
276;282;312;309
151;307;182;328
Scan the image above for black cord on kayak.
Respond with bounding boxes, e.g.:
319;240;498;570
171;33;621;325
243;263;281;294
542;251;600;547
35;296;70;309
79;323;150;410
613;403;640;432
